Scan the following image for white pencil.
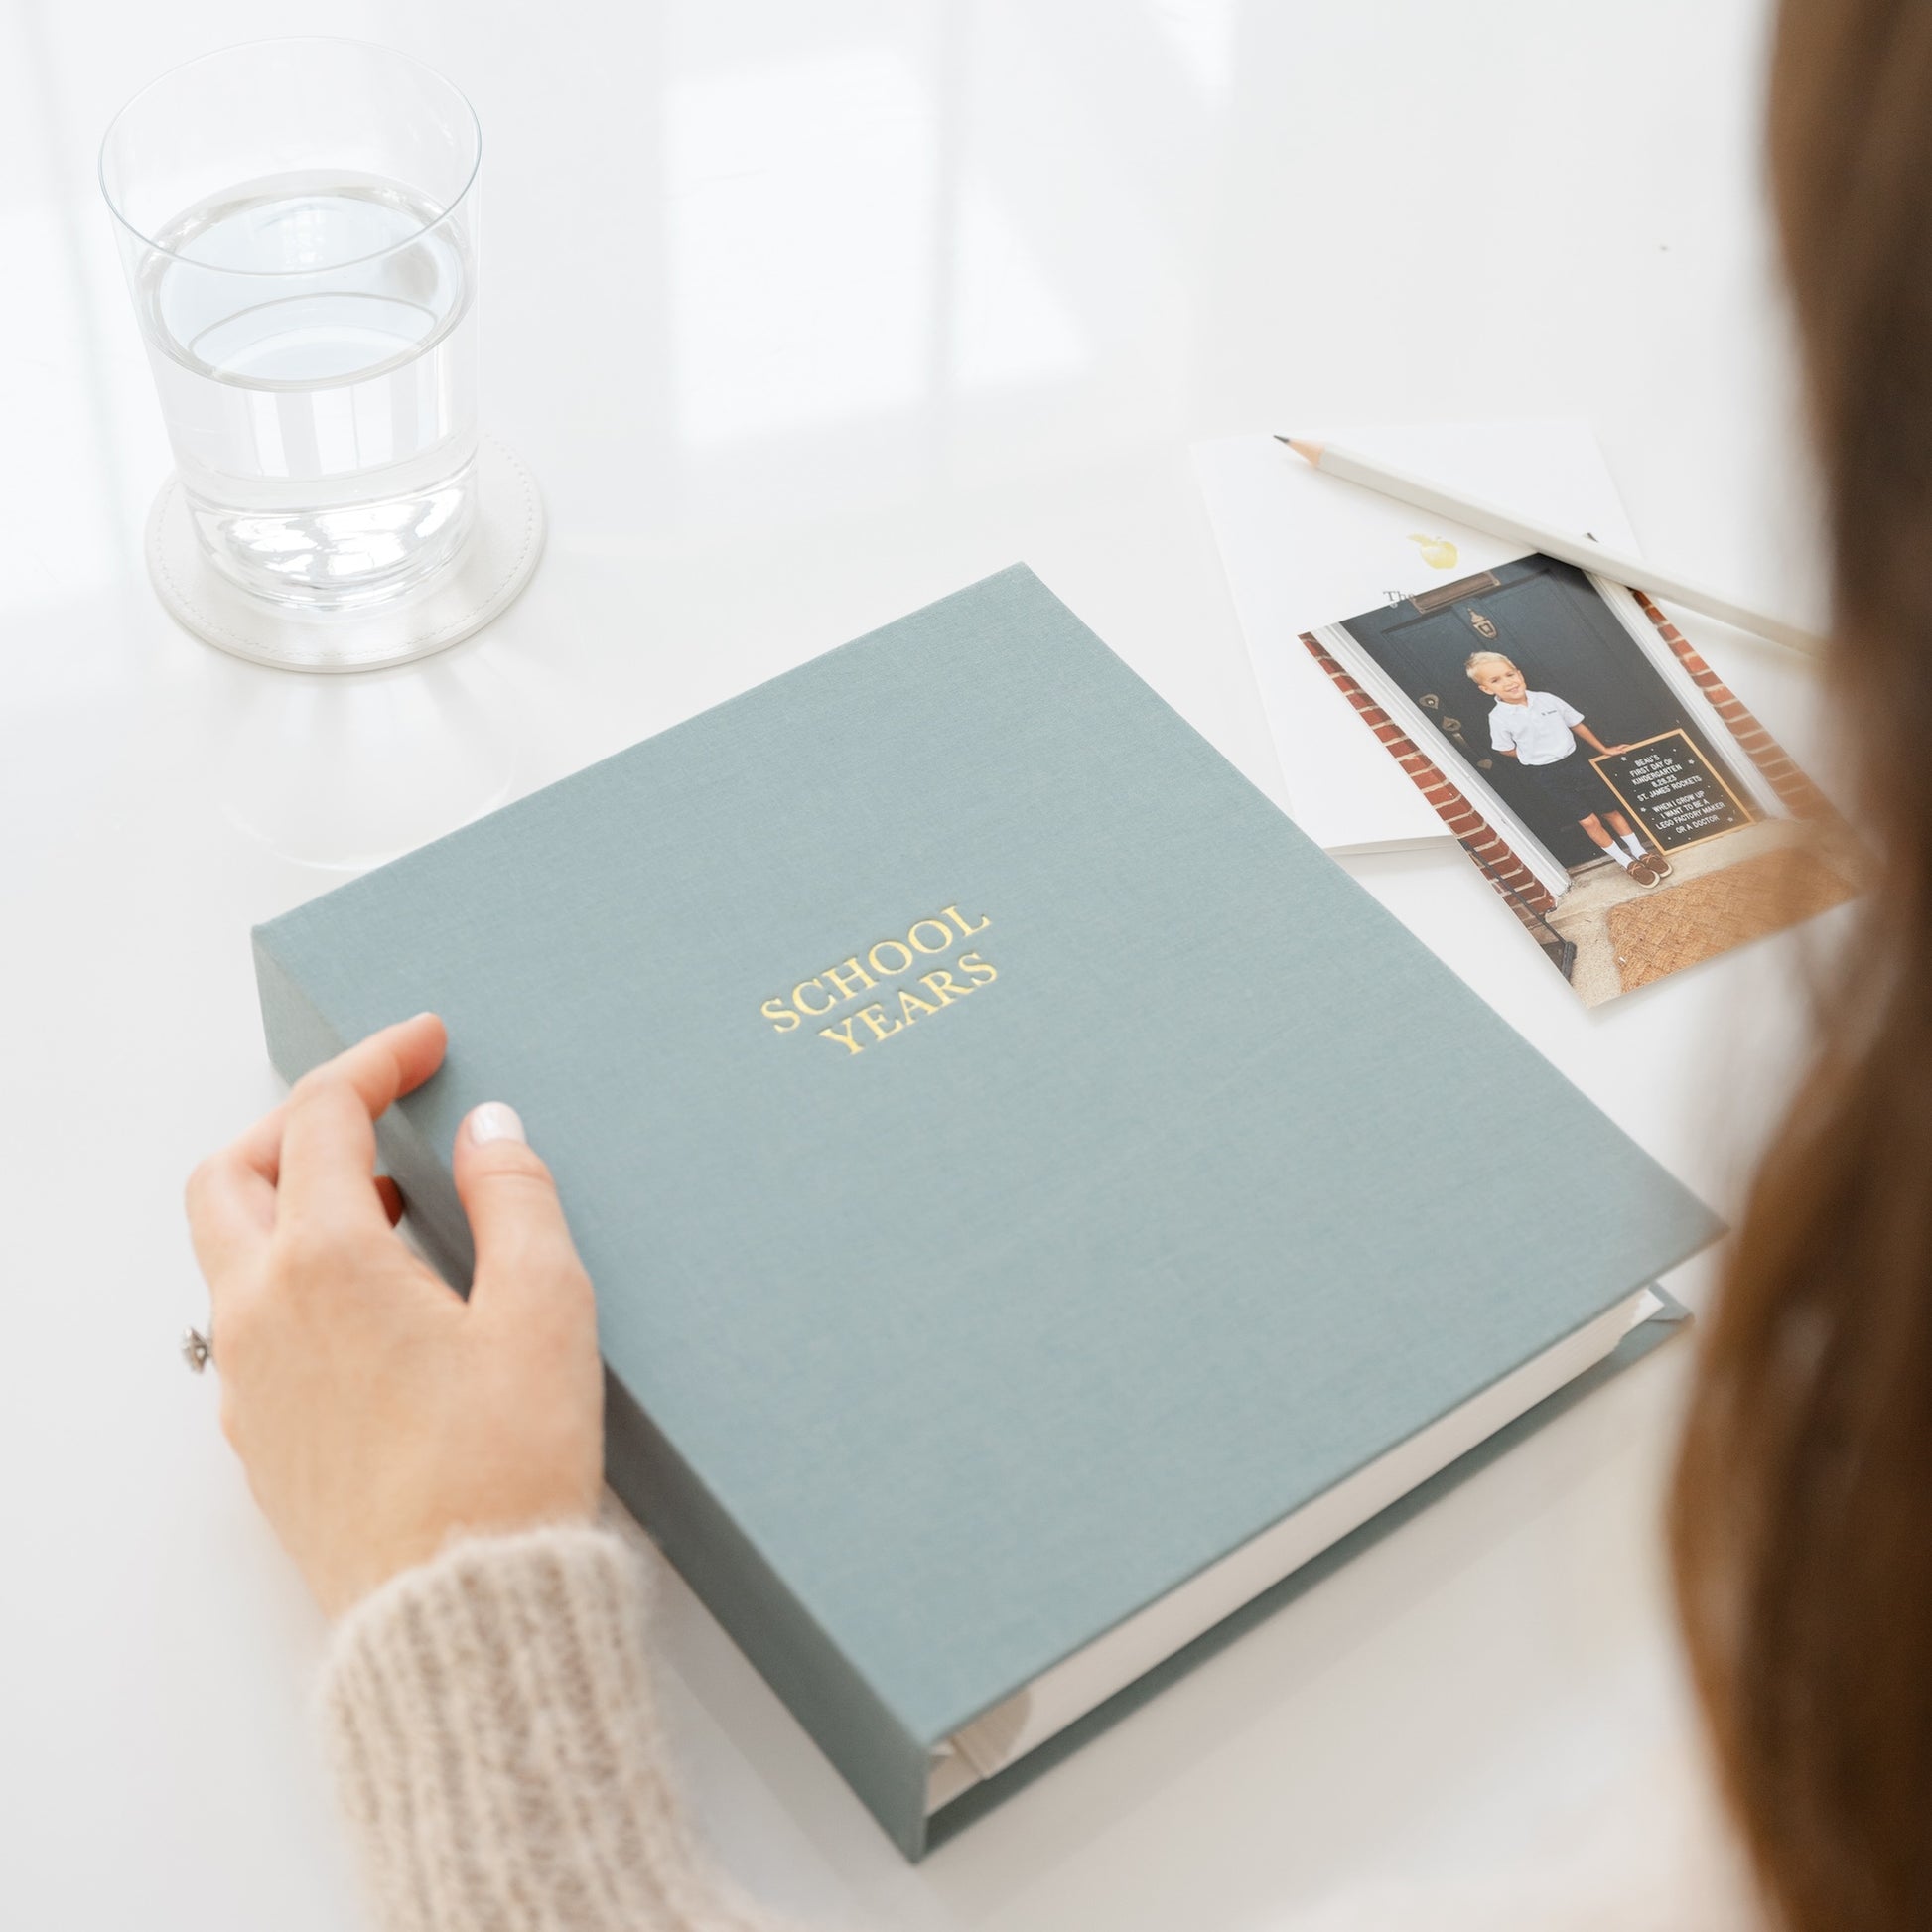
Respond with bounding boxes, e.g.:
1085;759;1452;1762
1276;435;1823;659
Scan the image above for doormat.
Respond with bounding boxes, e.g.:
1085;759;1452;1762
1607;844;1856;994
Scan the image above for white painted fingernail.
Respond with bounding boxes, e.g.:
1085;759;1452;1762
467;1102;525;1146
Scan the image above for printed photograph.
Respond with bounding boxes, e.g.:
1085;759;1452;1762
1301;556;1863;1004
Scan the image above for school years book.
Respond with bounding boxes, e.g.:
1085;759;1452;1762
251;565;1720;1859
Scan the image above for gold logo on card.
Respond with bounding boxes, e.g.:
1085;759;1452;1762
759;905;997;1057
1407;532;1459;571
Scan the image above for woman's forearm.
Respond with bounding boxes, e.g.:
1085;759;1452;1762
322;1523;788;1932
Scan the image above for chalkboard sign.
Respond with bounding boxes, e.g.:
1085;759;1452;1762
1590;730;1756;852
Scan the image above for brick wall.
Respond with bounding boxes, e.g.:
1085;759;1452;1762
1628;590;1832;820
1299;631;1557;915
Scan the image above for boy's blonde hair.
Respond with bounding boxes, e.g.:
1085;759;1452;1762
1464;649;1518;684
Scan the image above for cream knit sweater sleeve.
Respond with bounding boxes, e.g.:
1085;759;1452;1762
321;1522;788;1932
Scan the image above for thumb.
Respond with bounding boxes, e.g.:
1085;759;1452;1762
453;1104;592;1315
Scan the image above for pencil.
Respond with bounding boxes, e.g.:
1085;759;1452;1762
1276;435;1823;659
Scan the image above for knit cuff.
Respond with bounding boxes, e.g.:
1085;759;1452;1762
321;1522;780;1932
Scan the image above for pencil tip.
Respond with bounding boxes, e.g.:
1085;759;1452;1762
1276;436;1323;465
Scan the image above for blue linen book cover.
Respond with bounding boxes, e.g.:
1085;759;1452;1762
252;564;1719;1858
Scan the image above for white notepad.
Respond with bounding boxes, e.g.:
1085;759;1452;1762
1194;422;1642;853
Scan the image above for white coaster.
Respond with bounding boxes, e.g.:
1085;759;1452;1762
145;436;547;673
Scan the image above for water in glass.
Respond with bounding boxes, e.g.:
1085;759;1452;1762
139;172;477;610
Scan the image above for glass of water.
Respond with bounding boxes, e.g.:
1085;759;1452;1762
101;40;481;616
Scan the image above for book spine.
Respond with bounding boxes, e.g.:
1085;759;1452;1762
251;926;347;1085
249;930;475;1290
603;1376;936;1859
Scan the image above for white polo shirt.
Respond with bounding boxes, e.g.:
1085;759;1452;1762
1488;689;1584;765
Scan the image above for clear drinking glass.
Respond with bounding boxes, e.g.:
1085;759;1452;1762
100;40;482;613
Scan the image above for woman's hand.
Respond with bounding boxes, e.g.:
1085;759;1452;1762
184;1013;605;1617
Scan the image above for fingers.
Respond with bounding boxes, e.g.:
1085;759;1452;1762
189;1146;405;1282
452;1103;594;1319
186;1085;304;1283
185;1146;278;1293
227;1104;287;1188
277;1014;448;1235
184;1015;440;1297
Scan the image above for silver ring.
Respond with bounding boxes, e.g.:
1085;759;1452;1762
182;1323;213;1374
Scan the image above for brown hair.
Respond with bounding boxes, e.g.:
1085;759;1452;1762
1670;5;1932;1928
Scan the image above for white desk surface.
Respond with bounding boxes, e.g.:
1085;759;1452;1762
1;2;1831;1924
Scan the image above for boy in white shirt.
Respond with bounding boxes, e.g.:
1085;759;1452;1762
1464;650;1671;888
